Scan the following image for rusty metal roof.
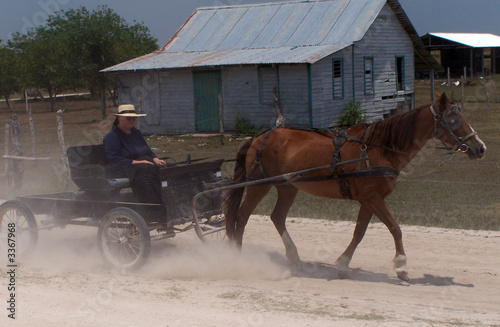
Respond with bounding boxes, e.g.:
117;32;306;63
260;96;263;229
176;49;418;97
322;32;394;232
103;0;439;72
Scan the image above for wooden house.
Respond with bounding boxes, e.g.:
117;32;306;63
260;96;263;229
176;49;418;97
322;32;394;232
102;0;440;134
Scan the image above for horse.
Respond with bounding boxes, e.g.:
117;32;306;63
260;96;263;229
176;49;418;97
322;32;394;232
223;92;486;282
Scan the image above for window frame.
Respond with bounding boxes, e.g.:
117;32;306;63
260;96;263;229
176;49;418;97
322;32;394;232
363;56;375;95
395;55;406;91
332;57;344;99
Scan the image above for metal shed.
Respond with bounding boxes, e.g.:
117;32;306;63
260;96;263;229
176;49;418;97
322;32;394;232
421;33;500;77
102;0;440;134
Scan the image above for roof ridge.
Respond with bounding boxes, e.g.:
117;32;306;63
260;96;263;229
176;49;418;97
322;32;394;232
196;0;329;11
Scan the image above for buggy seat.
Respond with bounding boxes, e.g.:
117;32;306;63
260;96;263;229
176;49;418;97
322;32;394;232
67;145;130;192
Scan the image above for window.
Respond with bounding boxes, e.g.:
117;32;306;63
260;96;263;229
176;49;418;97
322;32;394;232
332;58;344;99
364;57;374;95
396;56;405;91
258;65;279;105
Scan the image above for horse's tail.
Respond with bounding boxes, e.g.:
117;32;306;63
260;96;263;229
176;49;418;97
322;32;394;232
223;138;253;239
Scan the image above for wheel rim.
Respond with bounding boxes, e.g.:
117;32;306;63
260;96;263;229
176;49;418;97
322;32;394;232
100;216;145;269
0;205;36;257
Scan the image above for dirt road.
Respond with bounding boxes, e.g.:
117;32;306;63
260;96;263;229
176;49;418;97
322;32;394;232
1;216;499;326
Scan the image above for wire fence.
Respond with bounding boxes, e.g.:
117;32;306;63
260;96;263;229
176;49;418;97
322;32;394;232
0;112;498;230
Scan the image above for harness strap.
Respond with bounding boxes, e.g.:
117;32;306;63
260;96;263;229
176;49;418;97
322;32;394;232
357;125;371;171
330;130;352;200
246;127;276;180
296;166;399;183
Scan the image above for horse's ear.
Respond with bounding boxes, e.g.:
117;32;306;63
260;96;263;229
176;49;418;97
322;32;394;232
438;92;449;111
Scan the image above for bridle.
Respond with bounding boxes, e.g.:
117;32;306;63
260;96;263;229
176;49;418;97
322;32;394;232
429;104;477;153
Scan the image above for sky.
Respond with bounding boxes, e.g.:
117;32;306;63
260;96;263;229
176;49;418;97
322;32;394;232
0;0;499;47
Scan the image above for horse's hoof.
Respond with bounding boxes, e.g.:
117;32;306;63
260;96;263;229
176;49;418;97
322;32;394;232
397;271;410;282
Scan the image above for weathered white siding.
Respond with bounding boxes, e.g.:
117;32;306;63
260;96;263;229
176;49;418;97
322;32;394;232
118;4;416;134
310;4;415;127
278;64;310;128
311;46;353;128
159;70;194;134
221;64;310;130
222;66;271;130
353;4;415;121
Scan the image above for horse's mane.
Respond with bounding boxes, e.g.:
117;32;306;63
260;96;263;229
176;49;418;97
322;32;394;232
349;106;426;156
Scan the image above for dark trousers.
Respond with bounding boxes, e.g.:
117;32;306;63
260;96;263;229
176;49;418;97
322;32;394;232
125;157;163;204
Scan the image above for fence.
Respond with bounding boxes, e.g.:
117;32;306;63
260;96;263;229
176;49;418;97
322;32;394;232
2;110;63;190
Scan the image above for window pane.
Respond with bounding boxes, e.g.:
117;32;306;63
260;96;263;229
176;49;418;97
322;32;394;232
333;58;344;99
396;56;405;91
364;57;374;95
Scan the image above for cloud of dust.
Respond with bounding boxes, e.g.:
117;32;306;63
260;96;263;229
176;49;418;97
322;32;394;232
144;234;291;281
23;223;106;273
19;222;291;282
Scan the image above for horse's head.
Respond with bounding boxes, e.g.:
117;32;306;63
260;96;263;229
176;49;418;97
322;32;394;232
430;93;487;159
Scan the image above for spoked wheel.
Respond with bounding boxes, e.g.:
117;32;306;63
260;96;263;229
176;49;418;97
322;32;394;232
97;207;151;272
0;200;38;259
194;214;226;241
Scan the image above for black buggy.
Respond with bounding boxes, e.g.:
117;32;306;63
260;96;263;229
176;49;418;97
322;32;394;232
0;145;225;271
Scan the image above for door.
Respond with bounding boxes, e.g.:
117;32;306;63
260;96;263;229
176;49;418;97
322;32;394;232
193;71;222;132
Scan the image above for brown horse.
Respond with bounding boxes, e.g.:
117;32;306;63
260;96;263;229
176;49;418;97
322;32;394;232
223;93;486;281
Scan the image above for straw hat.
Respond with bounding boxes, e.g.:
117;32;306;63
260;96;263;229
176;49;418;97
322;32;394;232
114;104;146;117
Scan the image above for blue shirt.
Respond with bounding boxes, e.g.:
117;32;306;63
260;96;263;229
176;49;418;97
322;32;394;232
103;127;157;169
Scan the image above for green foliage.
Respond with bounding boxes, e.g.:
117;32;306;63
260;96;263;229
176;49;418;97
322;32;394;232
10;27;75;111
337;100;366;127
0;44;22;108
8;5;158;114
234;115;261;136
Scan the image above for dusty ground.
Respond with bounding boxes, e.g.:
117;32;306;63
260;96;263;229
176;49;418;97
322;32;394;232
1;215;499;327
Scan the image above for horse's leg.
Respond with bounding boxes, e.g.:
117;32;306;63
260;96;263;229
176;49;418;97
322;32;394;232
233;184;272;247
335;203;373;278
270;185;300;263
365;196;409;282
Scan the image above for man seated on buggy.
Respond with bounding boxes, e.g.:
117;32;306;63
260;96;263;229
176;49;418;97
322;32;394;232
103;104;166;205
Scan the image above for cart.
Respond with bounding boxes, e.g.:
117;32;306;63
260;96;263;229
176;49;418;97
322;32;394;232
0;144;225;271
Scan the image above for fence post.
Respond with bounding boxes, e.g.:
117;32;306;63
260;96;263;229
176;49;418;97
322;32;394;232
461;75;465;111
492;79;499;103
273;87;285;127
28;104;36;159
136;95;142;130
218;93;224;145
4;123;10;187
57;116;70;190
9;115;23;189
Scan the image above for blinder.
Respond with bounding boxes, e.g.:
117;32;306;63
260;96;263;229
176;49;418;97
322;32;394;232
443;107;462;131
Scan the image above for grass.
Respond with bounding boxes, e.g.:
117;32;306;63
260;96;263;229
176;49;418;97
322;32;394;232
0;78;498;230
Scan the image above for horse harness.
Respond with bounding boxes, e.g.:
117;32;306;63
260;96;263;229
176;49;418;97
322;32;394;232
429;104;476;153
246;127;399;200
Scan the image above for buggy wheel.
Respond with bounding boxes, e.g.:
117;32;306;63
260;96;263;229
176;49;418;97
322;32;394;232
98;207;151;272
194;214;226;241
0;200;38;259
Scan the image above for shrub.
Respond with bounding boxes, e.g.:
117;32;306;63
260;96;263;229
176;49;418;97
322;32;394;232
234;115;261;136
337;100;366;127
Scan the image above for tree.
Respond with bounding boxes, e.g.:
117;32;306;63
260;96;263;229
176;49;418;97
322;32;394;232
46;6;158;118
0;41;22;109
8;6;158;117
10;28;76;112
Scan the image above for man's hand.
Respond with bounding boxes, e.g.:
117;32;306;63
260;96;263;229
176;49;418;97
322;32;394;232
153;157;166;165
